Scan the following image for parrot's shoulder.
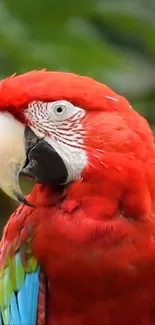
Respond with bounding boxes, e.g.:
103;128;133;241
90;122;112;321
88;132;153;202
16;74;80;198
0;204;46;325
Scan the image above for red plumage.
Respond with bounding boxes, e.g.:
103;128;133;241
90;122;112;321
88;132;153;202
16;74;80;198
0;70;130;115
1;71;155;325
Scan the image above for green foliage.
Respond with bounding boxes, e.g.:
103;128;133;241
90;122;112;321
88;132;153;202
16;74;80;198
0;0;155;231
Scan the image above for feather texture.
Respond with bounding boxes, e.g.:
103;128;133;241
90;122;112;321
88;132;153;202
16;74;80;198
0;203;46;325
0;251;40;325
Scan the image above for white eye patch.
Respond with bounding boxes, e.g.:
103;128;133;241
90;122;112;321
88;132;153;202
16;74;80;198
25;100;87;183
47;100;85;122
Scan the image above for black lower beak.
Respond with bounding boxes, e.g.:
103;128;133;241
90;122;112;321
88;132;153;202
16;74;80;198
21;126;68;186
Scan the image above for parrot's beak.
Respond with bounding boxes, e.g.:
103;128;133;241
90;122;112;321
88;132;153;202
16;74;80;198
0;112;68;204
0;112;29;203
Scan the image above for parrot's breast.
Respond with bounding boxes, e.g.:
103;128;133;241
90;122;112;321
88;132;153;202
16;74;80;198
32;203;155;325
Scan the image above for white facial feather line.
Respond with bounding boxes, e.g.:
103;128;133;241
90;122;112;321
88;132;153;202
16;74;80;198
25;100;87;182
46;137;87;183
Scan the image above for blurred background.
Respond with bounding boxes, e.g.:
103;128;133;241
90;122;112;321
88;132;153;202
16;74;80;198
0;0;155;235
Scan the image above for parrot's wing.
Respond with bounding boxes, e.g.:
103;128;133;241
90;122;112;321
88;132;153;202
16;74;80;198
0;252;40;325
0;207;46;325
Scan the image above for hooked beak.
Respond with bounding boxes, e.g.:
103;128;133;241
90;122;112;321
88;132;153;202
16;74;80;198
0;112;68;205
0;113;28;203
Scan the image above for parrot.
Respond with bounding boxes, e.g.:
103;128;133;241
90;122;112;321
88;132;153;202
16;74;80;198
0;70;155;325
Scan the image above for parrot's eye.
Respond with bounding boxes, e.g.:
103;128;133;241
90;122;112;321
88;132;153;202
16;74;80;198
49;100;77;121
53;104;67;116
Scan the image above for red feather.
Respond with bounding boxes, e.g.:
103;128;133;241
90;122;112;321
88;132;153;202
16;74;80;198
0;70;130;119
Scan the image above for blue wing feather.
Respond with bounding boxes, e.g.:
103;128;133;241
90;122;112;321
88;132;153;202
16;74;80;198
10;293;21;324
0;252;40;325
18;267;40;325
18;281;29;324
27;271;40;324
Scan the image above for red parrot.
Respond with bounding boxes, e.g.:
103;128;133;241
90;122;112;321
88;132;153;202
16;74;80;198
0;70;155;325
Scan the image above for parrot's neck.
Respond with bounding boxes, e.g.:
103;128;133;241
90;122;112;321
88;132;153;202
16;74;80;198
28;176;119;221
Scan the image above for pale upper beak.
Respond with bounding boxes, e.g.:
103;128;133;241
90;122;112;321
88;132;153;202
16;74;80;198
0;112;27;202
0;112;68;204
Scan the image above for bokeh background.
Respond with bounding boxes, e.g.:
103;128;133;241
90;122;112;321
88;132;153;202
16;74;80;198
0;0;155;235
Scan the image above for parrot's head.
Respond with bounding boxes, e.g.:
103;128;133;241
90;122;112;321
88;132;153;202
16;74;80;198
0;70;154;217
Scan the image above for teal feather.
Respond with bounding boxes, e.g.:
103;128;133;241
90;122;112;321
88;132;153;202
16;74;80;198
10;293;21;324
